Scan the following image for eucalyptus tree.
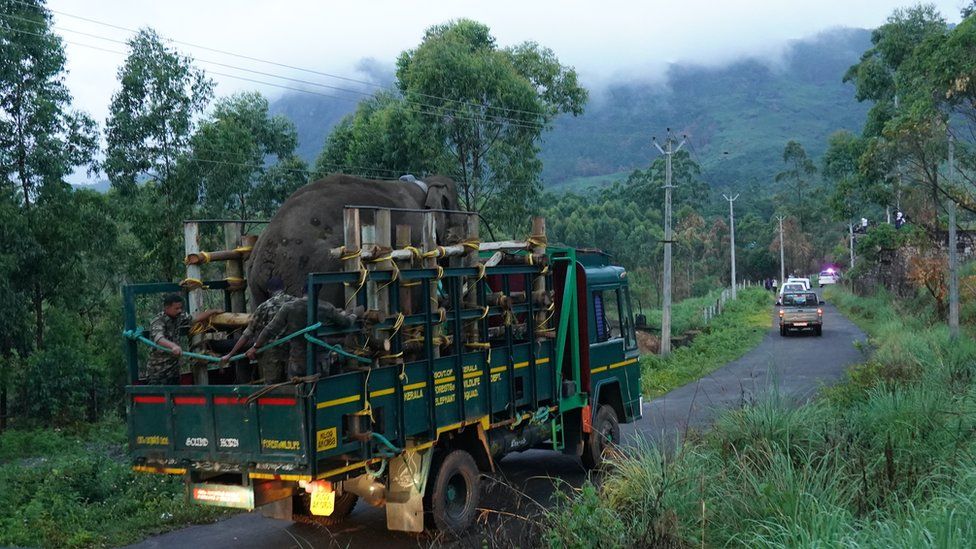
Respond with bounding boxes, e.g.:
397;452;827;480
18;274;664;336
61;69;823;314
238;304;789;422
105;28;213;278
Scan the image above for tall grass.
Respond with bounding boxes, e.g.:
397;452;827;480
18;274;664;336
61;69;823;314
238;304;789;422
545;286;976;548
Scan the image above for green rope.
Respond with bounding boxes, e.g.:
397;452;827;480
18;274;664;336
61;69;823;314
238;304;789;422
123;322;324;364
304;334;373;364
371;432;402;455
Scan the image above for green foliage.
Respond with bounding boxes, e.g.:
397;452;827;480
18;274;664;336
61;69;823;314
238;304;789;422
318;19;587;236
642;288;771;397
104;27;214;279
0;420;226;547
188;91;308;219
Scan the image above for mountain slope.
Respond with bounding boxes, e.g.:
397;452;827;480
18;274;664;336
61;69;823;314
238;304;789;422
270;27;872;192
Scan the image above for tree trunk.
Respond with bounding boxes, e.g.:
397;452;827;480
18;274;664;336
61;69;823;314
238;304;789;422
1;360;7;432
33;281;44;349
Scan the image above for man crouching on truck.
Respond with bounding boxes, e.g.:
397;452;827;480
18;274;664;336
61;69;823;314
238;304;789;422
147;293;222;384
220;276;295;383
246;296;364;380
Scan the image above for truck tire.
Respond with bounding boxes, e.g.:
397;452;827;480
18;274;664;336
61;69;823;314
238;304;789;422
815;326;823;337
292;491;358;527
424;449;481;535
780;325;787;337
581;405;620;470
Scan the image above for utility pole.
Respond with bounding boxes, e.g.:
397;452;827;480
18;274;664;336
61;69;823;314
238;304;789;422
724;194;740;299
653;129;685;356
948;130;959;339
849;222;855;270
776;215;786;285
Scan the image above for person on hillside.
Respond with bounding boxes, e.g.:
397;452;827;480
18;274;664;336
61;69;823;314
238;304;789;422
146;293;222;385
221;276;296;383
772;278;778;292
247;296;364;381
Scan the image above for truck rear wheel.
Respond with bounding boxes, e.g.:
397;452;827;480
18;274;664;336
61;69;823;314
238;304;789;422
292;491;358;527
780;325;787;337
424;449;481;535
582;405;620;470
815;326;823;337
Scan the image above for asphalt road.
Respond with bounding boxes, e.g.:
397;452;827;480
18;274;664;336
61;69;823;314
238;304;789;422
130;290;867;549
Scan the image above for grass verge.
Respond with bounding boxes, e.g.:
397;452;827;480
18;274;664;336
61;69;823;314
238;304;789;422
641;287;772;397
545;286;976;548
0;418;227;548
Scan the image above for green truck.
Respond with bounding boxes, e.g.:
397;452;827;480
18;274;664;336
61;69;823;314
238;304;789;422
125;212;642;535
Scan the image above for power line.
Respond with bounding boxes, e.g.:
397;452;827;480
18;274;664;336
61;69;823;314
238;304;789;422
6;0;551;121
2;21;549;133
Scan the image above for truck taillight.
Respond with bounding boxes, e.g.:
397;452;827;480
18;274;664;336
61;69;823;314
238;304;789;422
817;308;823;315
778;309;784;317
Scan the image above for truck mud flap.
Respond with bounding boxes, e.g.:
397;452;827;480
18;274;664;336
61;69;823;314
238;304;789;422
385;449;433;532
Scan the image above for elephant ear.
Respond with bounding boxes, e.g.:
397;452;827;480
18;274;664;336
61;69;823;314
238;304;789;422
423;177;459;211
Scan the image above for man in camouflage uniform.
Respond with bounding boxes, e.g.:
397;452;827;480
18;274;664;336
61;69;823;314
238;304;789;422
146;293;222;384
221;276;296;383
247;297;363;379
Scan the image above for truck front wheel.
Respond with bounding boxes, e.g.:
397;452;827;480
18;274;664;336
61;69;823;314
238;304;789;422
425;449;481;535
582;405;620;469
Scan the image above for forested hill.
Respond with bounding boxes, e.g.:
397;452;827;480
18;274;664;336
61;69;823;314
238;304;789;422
271;27;872;192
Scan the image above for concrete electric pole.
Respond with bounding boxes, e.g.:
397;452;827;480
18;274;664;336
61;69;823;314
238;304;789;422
653;130;686;356
776;215;786;285
948;131;959;339
724;194;740;299
849;222;855;271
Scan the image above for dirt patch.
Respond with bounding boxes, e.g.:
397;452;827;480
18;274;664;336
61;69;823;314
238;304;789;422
637;330;659;354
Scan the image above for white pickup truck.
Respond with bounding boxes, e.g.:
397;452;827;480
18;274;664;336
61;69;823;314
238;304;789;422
779;291;825;336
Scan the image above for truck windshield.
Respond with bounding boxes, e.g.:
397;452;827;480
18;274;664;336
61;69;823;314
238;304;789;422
782;293;819;307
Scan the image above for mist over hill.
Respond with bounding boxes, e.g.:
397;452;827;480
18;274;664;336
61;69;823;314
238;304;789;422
270;27;872;193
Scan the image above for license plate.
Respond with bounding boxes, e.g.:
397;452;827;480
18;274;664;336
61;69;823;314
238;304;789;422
794;322;808;327
310;490;335;516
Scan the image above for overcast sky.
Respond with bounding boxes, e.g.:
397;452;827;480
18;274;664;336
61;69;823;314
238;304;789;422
50;0;966;134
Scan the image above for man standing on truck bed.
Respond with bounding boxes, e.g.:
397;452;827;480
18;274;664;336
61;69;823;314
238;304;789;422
221;276;295;383
147;293;222;384
246;296;364;380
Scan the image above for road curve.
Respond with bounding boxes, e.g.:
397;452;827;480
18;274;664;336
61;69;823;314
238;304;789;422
128;291;867;549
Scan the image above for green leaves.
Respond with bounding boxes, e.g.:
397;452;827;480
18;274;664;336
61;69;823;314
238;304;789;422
317;19;587;237
187;91;307;219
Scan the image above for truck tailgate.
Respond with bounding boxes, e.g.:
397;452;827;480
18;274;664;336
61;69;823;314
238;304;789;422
128;386;309;468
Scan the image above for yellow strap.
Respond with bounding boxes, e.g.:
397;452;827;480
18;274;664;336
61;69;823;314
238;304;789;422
233;246;253;254
465;341;491;366
369;254;393;264
180;277;206;290
476;263;486;281
379;261;400;290
344;268;368;308
526;234;548;248
340;247;362;261
360;366;374;422
435;265;444;281
381;351;404;360
382;312;405;338
462;240;481;251
404;246;423;261
423;246;446;259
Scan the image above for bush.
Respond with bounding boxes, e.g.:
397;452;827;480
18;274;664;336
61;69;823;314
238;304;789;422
0;420;226;547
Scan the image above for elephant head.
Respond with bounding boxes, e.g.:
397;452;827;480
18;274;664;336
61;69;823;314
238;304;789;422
247;174;463;307
422;175;460;211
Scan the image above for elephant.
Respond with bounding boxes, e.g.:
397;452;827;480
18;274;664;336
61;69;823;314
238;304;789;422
247;174;461;308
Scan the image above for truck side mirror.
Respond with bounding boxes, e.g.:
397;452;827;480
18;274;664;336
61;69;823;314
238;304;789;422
819;300;825;305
